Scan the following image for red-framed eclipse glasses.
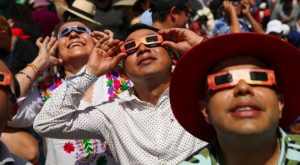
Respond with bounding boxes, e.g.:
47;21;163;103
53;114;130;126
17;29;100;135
207;68;277;91
120;34;163;55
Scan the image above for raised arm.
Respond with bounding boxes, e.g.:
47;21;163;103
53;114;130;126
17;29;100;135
33;39;126;139
223;1;241;34
241;0;265;34
15;37;60;97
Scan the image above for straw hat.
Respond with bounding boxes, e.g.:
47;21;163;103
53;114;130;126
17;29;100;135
63;0;101;25
113;0;137;6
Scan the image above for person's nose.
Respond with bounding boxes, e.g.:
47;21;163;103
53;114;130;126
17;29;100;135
68;30;79;38
136;43;150;56
233;79;255;97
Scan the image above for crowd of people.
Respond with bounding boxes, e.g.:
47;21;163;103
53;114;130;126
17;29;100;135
0;0;300;165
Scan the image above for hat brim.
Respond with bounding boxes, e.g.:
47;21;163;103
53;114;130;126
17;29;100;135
63;6;101;26
170;32;300;142
113;0;137;6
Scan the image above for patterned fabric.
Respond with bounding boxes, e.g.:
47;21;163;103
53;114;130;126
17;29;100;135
37;70;128;165
212;17;250;36
33;67;207;165
178;128;300;165
105;69;131;101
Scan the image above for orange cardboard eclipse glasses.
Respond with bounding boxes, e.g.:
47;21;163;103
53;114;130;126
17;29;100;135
207;69;277;91
0;72;12;87
120;34;163;55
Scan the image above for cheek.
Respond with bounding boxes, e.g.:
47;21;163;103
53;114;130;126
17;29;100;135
256;88;282;112
123;56;136;74
57;40;67;55
206;90;232;119
208;90;231;108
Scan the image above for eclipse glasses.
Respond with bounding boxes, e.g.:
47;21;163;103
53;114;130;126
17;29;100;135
207;68;277;91
58;26;91;39
0;72;12;87
120;34;163;55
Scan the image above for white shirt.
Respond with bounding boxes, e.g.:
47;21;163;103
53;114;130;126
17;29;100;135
45;76;118;165
33;67;207;165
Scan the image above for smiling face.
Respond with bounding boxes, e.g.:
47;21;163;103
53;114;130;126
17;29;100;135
57;21;94;66
202;56;283;138
123;29;173;82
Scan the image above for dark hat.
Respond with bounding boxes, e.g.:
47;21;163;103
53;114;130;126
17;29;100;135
150;0;191;12
170;33;300;142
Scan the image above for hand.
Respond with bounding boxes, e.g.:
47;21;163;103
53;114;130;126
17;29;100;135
159;28;204;54
223;1;235;16
241;0;251;16
34;36;62;71
103;29;114;39
87;41;126;76
91;30;114;43
289;122;300;134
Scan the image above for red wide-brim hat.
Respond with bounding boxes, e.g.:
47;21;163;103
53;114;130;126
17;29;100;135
170;33;300;142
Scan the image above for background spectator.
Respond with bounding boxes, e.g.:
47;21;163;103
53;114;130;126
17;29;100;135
32;0;61;37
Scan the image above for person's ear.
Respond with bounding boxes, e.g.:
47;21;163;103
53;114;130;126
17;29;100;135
199;100;211;124
278;94;284;119
170;6;178;22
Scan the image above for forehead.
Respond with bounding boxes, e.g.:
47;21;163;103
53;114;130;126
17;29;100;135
125;29;158;42
59;22;87;32
210;56;269;73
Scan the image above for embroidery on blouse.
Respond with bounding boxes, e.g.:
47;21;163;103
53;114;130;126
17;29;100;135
37;70;130;164
36;71;62;102
75;139;101;164
106;69;131;101
64;142;75;154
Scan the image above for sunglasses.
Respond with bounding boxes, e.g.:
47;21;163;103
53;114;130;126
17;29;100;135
58;26;91;39
120;34;163;55
207;69;277;91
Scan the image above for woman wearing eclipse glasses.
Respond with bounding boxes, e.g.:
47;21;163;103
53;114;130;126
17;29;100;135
16;20;128;165
33;24;207;165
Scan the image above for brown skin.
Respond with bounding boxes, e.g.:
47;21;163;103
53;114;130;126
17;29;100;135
86;29;173;105
123;29;173;105
201;56;283;165
57;22;95;76
1;127;39;163
152;6;190;29
159;28;204;54
0;61;39;163
0;61;14;132
223;0;241;33
289;122;300;134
